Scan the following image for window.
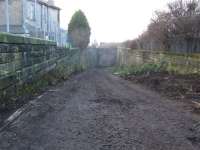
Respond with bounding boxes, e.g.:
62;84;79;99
27;2;35;20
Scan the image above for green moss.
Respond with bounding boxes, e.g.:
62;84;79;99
0;32;56;45
0;46;87;111
0;54;86;111
118;49;200;75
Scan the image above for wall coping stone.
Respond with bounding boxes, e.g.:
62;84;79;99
0;32;56;45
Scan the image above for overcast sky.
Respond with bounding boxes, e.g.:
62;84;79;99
55;0;174;43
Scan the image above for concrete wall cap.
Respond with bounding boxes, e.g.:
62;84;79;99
0;32;56;45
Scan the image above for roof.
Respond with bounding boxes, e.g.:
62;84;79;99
38;0;61;10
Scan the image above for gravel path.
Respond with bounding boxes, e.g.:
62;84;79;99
0;69;199;150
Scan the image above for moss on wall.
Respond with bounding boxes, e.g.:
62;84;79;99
117;48;200;74
0;32;56;45
0;33;87;111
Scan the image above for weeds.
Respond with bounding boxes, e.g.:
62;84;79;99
0;62;86;111
113;61;167;77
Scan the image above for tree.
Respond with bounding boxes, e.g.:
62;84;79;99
123;0;200;52
68;10;91;49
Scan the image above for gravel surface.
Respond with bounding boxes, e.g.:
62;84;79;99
0;69;199;150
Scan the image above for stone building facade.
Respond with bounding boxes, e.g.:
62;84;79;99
0;0;67;47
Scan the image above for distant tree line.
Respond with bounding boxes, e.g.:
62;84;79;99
123;0;200;53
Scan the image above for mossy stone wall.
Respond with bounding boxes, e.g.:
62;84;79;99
0;33;81;101
117;48;200;74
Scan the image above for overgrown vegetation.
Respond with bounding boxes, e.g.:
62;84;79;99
114;62;200;113
113;62;167;77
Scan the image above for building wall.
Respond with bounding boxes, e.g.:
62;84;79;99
41;4;48;38
0;0;22;26
24;0;38;36
47;7;60;41
24;0;60;41
0;0;67;46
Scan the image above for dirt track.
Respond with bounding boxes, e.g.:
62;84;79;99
0;69;199;150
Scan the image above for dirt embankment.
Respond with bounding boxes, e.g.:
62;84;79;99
123;72;200;110
122;72;200;145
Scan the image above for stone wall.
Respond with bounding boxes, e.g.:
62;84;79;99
0;32;82;101
97;48;117;67
86;48;117;68
117;48;200;74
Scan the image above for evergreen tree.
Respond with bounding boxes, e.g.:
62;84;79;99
68;10;91;49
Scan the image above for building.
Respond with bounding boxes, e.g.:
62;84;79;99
0;0;67;47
